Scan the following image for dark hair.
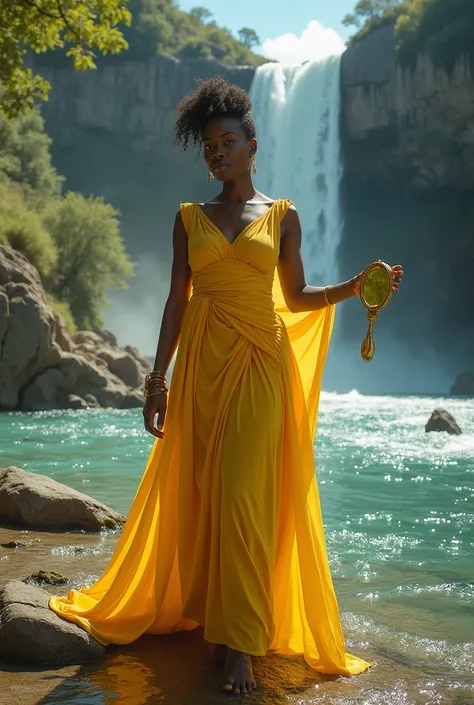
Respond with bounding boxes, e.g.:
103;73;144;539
174;76;257;151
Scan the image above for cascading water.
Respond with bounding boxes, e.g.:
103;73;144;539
250;59;454;394
250;57;343;286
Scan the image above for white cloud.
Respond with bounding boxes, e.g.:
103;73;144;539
261;20;345;65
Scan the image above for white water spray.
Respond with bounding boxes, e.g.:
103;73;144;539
250;57;343;285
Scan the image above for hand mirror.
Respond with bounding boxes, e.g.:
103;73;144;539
359;260;393;362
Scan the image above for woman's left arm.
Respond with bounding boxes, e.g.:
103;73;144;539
278;206;402;313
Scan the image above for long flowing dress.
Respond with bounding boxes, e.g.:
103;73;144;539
49;199;370;676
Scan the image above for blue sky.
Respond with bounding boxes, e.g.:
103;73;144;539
177;0;357;62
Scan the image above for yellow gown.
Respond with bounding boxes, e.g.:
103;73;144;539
49;199;370;676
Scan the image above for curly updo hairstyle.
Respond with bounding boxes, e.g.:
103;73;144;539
174;77;256;151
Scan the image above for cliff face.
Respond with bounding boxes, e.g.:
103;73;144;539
340;23;474;190
37;56;255;355
38;55;254;262
37;47;474;375
338;25;474;374
40;55;254;150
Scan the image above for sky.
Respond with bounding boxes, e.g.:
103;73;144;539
177;0;356;63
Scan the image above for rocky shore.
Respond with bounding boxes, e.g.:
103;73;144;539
0;245;151;412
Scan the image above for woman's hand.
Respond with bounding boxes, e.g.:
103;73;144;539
352;264;403;297
142;393;167;439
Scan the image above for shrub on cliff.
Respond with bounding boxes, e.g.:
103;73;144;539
0;111;134;331
45;193;134;330
395;0;474;69
0;111;62;204
0;181;57;278
344;0;474;70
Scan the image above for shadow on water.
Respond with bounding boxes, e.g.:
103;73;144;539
1;629;340;705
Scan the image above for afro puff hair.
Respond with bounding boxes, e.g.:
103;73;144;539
174;76;256;151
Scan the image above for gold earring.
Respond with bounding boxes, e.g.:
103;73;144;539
207;170;214;183
249;155;257;175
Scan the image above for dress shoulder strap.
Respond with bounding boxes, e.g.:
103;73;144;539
179;202;198;235
273;198;294;222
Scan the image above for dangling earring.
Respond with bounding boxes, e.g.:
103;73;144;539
249;155;257;175
207;170;214;183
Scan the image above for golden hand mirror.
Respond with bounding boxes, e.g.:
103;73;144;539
359;260;393;362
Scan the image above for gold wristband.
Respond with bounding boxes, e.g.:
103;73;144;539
323;285;333;306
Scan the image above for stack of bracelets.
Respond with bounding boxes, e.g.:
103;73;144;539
143;371;168;398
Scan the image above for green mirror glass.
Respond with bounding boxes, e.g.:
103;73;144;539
359;261;393;362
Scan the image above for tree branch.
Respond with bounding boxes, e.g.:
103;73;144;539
20;0;61;20
56;0;81;42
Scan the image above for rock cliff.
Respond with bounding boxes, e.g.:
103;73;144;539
341;23;474;190
0;246;150;411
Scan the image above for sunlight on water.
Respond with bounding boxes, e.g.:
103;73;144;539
0;392;472;703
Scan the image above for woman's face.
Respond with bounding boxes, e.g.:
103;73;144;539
202;117;257;182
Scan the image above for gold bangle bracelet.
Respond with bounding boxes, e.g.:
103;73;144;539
323;285;333;306
144;387;168;399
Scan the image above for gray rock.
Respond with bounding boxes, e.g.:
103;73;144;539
96;347;143;388
0;245;150;411
0;581;104;666
0;466;126;530
341;23;474;190
450;370;474;396
67;393;88;410
425;408;462;435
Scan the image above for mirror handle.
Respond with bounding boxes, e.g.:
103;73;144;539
361;310;378;362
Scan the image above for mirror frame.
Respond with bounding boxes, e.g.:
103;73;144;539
359;260;394;311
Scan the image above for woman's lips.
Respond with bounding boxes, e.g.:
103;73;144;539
212;163;229;172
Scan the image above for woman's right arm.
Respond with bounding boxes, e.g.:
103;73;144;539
143;211;191;438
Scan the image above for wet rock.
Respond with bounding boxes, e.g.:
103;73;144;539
0;466;126;531
24;570;68;586
67;393;88;410
0;580;104;666
1;541;26;549
425;408;462;435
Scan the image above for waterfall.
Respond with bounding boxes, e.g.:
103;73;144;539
250;57;343;286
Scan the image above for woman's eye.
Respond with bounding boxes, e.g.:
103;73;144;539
225;140;234;146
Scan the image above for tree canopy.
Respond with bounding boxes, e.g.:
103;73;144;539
1;1;265;116
343;0;474;69
0;110;133;331
0;0;131;117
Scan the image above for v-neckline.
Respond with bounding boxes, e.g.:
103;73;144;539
196;200;279;247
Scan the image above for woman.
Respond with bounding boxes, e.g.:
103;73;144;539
50;78;403;694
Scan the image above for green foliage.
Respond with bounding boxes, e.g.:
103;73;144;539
344;0;474;70
343;0;404;42
46;294;77;334
395;0;474;69
0;111;62;203
45;193;134;330
0;0;131;117
238;28;260;49
118;0;266;65
0;180;57;277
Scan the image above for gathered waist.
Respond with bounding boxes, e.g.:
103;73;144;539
191;261;275;309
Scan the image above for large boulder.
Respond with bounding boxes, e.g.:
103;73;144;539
0;581;104;666
0;245;150;411
0;466;126;531
0;247;63;409
425;408;462;435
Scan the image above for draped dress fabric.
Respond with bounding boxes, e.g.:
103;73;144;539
49;199;370;676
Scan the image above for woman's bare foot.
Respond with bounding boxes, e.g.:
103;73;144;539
222;648;257;694
210;643;228;664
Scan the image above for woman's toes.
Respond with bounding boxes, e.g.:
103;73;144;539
222;683;233;693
